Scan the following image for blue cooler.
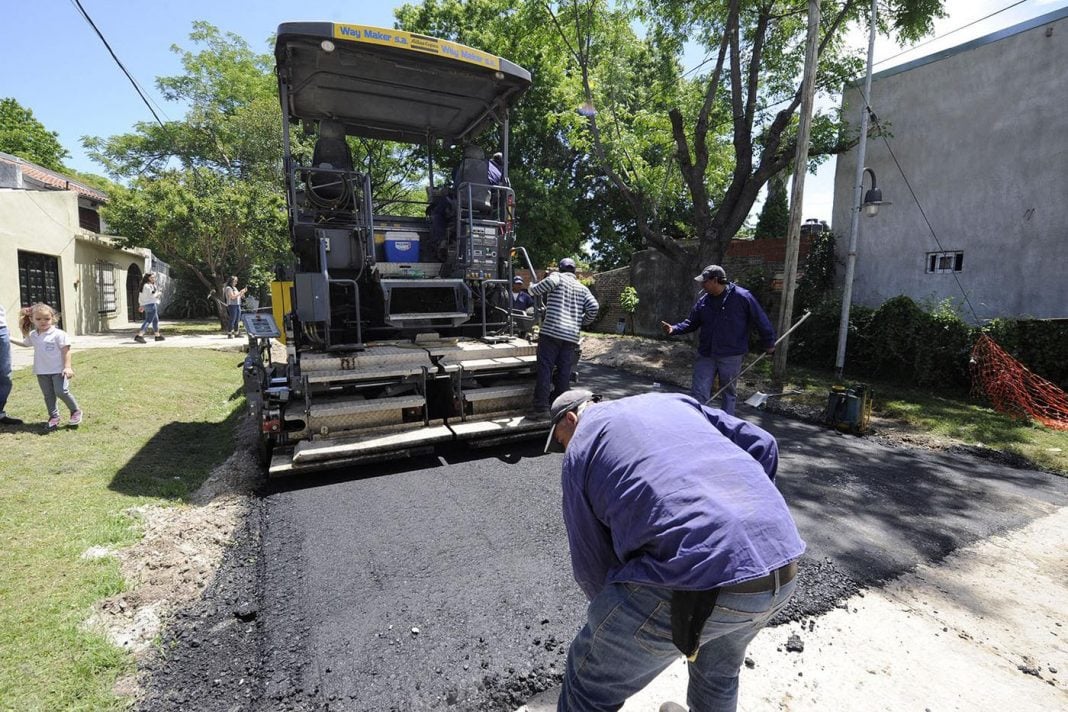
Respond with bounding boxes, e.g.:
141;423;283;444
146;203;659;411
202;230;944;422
385;231;419;262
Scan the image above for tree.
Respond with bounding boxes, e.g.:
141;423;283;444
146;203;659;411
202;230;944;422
0;98;70;171
619;285;640;335
546;0;945;268
104;170;286;307
85;23;290;324
754;173;789;238
395;0;587;268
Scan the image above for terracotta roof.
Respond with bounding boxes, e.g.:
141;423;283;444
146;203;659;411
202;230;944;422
0;152;108;203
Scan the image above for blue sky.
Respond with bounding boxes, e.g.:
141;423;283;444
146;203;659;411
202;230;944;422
4;0;1066;225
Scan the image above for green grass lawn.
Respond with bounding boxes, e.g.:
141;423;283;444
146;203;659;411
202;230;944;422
159;318;228;336
0;347;245;710
756;361;1068;475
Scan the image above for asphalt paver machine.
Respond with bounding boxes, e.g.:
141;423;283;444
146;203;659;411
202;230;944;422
244;23;543;475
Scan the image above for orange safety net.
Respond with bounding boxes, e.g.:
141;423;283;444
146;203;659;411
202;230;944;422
970;333;1068;430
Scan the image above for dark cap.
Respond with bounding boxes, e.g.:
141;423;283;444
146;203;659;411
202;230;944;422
694;265;727;283
513;276;525;285
558;258;576;272
544;389;601;453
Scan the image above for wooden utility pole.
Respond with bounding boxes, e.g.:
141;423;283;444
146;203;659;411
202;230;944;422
772;0;821;386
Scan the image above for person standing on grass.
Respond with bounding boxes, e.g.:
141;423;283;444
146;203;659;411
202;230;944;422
544;389;804;712
224;276;248;339
14;304;82;431
0;304;23;426
660;265;775;415
134;272;165;344
526;258;599;419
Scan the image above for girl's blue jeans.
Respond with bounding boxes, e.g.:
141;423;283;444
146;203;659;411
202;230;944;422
227;304;241;332
139;303;159;334
558;577;796;712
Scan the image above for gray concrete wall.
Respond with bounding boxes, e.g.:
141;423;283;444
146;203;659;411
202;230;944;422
832;9;1068;323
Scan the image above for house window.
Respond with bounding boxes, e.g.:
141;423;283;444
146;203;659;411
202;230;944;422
79;206;102;233
17;250;62;311
96;263;117;314
926;251;964;274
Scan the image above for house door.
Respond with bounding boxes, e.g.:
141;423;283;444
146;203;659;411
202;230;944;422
17;250;62;312
126;265;142;321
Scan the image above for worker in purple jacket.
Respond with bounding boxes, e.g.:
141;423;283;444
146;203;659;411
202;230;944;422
661;265;776;415
545;390;805;712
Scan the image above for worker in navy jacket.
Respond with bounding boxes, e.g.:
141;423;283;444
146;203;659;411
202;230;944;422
661;265;776;415
545;390;804;711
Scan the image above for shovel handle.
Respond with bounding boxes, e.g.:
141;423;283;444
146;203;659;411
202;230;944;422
706;311;812;405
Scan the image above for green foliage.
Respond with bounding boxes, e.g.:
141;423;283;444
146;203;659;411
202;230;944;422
102;169;289;319
397;0;591;267
792;295;972;392
754;175;789;239
619;286;640;313
86;23;290;323
0;97;70;171
555;0;948;268
795;231;838;314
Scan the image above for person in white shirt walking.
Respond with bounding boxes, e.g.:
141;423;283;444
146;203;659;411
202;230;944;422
135;272;165;344
223;276;248;338
14;303;82;431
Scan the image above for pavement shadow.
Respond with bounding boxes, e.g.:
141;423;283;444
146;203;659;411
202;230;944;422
109;408;244;501
753;412;1068;591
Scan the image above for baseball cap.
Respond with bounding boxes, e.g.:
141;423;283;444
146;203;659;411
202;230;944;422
558;258;576;272
544;389;601;453
513;276;525;284
694;265;727;283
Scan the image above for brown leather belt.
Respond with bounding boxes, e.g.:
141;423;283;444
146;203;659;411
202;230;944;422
721;561;798;593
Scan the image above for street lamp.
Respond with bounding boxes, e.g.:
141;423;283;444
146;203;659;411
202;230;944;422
834;0;882;381
836;166;889;379
861;167;890;217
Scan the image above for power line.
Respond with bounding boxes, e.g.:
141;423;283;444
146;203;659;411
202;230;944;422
872;0;1030;68
864;103;982;324
69;0;168;130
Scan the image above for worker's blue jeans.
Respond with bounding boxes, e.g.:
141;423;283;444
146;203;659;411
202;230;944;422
558;578;796;712
691;353;744;415
533;334;577;411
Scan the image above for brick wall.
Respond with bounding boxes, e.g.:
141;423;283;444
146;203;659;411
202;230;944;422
587;236;817;337
587;266;631;333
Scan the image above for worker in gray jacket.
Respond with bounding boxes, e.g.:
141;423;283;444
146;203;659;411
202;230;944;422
527;258;599;419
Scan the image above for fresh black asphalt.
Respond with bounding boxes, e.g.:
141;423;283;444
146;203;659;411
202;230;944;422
136;363;1068;711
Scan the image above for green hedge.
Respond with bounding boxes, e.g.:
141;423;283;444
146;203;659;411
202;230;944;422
790;295;1068;393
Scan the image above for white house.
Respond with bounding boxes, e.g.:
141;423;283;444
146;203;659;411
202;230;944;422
0;152;171;335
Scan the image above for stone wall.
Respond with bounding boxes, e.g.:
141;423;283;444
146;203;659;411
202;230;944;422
588;236;816;338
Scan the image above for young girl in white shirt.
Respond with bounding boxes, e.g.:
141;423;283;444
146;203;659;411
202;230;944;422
15;303;82;431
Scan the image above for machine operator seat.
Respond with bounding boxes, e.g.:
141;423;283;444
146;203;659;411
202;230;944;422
310;119;354;205
454;144;493;215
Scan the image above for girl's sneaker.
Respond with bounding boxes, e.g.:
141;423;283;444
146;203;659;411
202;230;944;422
47;415;61;431
69;410;83;427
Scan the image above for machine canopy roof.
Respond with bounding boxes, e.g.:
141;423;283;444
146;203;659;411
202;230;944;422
275;23;532;144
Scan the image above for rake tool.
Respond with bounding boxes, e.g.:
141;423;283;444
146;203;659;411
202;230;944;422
706;310;812;406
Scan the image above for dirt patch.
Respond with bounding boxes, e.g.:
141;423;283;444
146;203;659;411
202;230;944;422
81;419;262;700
